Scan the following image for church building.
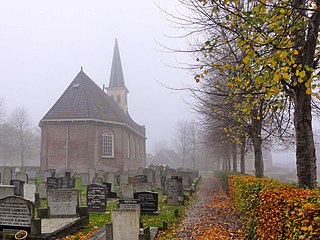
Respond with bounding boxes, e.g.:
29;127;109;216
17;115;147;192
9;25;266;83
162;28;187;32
39;39;146;174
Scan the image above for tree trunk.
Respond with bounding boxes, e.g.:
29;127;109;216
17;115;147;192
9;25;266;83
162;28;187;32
240;141;245;174
232;143;237;172
294;88;317;188
252;135;264;177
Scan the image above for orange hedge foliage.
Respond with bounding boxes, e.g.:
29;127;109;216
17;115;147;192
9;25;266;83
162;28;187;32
230;175;320;239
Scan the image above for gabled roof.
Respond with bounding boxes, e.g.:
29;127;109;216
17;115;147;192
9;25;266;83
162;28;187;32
148;149;182;168
40;68;145;136
109;39;127;89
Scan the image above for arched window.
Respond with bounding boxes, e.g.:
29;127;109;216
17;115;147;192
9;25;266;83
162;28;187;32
127;134;130;159
102;130;114;157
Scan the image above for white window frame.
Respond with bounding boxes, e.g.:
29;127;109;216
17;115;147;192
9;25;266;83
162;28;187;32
102;130;114;158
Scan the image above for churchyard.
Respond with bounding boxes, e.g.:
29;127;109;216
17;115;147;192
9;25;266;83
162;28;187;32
0;165;200;240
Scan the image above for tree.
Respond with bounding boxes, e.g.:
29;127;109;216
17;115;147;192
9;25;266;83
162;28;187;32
175;0;320;187
7;107;33;166
175;120;191;169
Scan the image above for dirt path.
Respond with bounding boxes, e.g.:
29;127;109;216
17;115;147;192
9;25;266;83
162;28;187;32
177;174;244;240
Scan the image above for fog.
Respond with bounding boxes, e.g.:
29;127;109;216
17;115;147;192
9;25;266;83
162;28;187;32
0;1;196;153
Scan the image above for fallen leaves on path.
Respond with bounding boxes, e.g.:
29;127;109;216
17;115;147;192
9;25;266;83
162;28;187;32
157;174;244;240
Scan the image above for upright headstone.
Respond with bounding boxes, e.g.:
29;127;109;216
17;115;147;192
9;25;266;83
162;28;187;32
102;183;112;193
0;196;34;232
79;173;90;185
166;179;179;206
47;189;79;217
121;184;134;199
146;169;154;184
42;169;55;182
2;167;12;185
10;180;25;197
134;191;158;214
46;177;59;189
0;185;15;199
59;176;75;189
120;173;129;185
37;184;47;199
86;184;107;212
25;170;37;181
88;168;96;184
111;209;140;240
118;199;140;213
154;167;162;189
24;183;36;202
92;176;103;185
104;172;115;192
134;183;151;192
16;172;28;183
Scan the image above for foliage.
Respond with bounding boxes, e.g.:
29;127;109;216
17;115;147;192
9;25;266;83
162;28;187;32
213;170;247;195
230;176;284;239
257;188;320;239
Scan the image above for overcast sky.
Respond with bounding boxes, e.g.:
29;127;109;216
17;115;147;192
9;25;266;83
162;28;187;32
0;0;197;153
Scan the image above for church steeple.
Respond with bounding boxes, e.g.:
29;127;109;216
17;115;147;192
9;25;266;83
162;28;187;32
107;39;129;113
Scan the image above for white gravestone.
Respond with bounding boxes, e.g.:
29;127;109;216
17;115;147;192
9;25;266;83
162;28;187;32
111;209;140;240
47;189;79;216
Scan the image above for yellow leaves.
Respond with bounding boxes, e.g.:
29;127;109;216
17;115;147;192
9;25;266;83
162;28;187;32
293;49;299;55
282;72;290;79
243;56;250;64
301;225;313;231
279;51;288;61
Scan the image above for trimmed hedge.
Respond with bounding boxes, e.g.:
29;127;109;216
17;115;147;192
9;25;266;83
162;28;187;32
213;170;246;195
229;175;320;239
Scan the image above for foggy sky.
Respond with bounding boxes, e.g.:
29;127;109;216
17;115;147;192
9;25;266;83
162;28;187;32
0;1;196;153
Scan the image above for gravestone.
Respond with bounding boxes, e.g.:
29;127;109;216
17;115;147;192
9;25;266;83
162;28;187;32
120;173;129;185
181;172;193;188
0;196;34;232
88;168;96;184
47;189;79;217
102;182;112;193
166;179;179;206
146;169;154;184
104;172;115;191
24;183;36;202
0;185;15;199
135;175;148;183
37;184;47;199
10;180;25;197
118;199;140;213
46;177;59;189
79;173;90;185
134;191;158;214
42;169;55;182
2;167;12;185
121;184;134;199
111;209;140;240
107;192;117;198
134;183;151;192
92;176;103;185
154;167;162;189
16;172;28;183
59;176;75;188
86;184;107;212
25;170;37;181
161;176;166;194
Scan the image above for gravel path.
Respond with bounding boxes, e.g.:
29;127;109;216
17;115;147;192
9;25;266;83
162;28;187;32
177;174;244;240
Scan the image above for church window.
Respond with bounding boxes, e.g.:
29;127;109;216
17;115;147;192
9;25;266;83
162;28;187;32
102;130;114;157
133;138;136;158
117;95;121;103
128;134;130;159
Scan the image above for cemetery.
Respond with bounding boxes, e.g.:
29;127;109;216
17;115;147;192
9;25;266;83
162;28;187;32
0;165;201;240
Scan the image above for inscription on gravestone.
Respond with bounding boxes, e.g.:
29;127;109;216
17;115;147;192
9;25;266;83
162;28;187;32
86;184;106;212
0;196;33;232
133;191;158;214
118;199;140;213
47;189;79;216
46;177;59;189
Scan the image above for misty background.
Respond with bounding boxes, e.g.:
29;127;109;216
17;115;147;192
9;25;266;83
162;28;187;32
0;0;296;168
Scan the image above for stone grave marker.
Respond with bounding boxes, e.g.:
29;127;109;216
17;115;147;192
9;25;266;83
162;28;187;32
58;176;75;189
102;182;112;193
42;169;55;182
104;172;115;191
47;189;79;217
135;175;148;183
16;172;28;183
111;209;140;240
2;167;12;185
134;183;151;192
166;179;179;206
24;183;36;202
10;180;25;197
0;185;15;199
86;184;107;212
92;176;103;185
121;184;134;199
88;168;96;184
25;170;37;181
134;191;158;214
0;196;34;232
120;173;129;185
154;167;162;189
146;169;154;184
107;191;117;198
79;173;90;185
46;177;59;189
118;199;140;213
37;183;47;199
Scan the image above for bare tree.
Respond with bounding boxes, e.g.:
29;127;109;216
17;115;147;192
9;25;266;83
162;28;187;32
7;107;33;166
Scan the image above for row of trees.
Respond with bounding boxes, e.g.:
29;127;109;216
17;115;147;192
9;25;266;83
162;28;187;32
170;0;320;187
0;98;39;166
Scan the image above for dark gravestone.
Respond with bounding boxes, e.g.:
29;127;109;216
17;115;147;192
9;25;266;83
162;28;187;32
46;177;59;189
65;171;71;178
107;192;117;198
102;182;112;193
134;191;158;214
0;196;34;233
86;184;107;212
10;180;25;197
58;177;75;189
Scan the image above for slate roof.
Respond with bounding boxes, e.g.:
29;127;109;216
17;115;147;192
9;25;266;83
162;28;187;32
40;68;145;136
109;39;127;90
148;149;182;168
